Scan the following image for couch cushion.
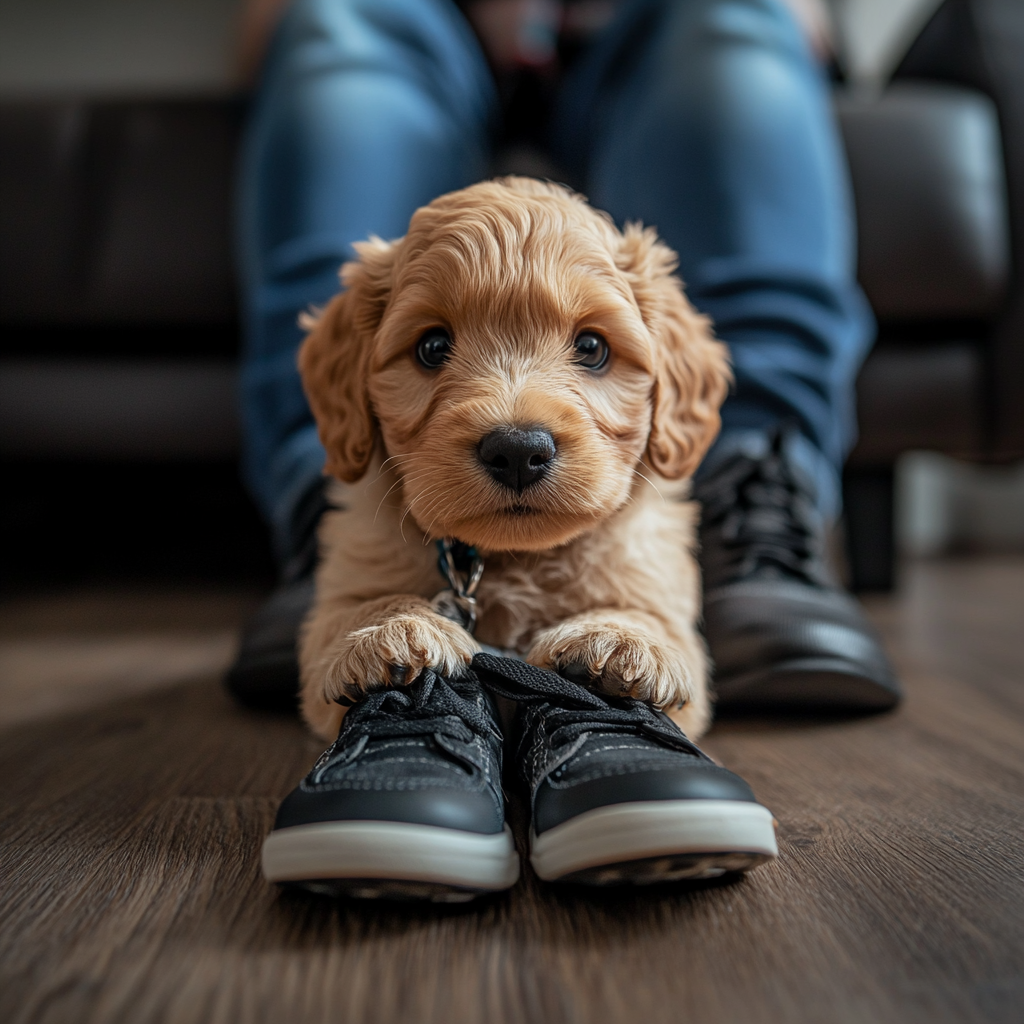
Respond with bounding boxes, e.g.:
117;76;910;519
0;358;238;459
837;82;1010;322
849;342;982;465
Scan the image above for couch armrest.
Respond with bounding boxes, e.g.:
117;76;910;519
836;82;1010;322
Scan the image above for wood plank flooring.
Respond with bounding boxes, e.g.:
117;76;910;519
1;560;1022;1024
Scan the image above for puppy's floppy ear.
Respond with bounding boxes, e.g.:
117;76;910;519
298;237;396;482
617;224;732;480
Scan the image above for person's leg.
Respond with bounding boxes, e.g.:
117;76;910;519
553;0;871;520
237;0;497;564
552;0;899;712
230;0;497;709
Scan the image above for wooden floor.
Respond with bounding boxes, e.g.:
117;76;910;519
1;559;1022;1024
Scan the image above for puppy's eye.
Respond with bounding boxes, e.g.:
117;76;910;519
573;332;609;370
416;328;453;369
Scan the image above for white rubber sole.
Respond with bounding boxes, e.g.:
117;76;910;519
261;821;520;901
531;800;778;884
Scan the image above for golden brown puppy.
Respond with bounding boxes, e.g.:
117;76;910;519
297;177;730;742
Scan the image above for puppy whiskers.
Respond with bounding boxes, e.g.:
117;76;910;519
371;453;415;489
398;477;449;542
416;487;456;541
375;452;415;476
632;465;667;503
373;475;408;524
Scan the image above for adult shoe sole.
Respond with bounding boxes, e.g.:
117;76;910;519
714;657;902;712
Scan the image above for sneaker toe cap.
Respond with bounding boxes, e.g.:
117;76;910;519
273;783;506;836
534;764;757;835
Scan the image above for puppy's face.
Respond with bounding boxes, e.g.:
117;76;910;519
300;178;730;552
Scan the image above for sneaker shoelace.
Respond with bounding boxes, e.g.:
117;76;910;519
309;670;500;782
472;655;708;774
695;428;828;590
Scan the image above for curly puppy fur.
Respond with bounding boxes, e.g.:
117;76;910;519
298;177;731;741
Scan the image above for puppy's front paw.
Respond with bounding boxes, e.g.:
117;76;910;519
323;612;479;702
528;621;693;709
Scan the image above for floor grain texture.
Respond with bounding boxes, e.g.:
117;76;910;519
1;561;1022;1024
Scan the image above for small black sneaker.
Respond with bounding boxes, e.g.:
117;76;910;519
473;655;777;885
695;428;902;713
261;670;520;901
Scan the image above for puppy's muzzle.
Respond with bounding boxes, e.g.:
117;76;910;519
477;426;556;493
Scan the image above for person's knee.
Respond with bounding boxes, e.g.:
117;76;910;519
280;0;474;62
645;0;810;62
270;0;491;128
632;0;828;149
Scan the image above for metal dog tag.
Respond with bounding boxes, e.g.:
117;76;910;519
431;587;478;633
432;538;484;634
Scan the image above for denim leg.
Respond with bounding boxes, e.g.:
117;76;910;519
237;0;496;558
552;0;873;518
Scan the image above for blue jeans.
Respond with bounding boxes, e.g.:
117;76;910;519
237;0;872;559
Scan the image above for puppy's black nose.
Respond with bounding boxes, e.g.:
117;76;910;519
477;427;556;492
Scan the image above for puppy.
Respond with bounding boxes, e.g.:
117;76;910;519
297;177;730;742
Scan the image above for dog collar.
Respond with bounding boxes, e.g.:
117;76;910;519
432;538;484;634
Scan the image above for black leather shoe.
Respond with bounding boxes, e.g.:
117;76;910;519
225;577;312;711
474;655;777;885
261;669;520;901
695;429;901;713
225;480;328;712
